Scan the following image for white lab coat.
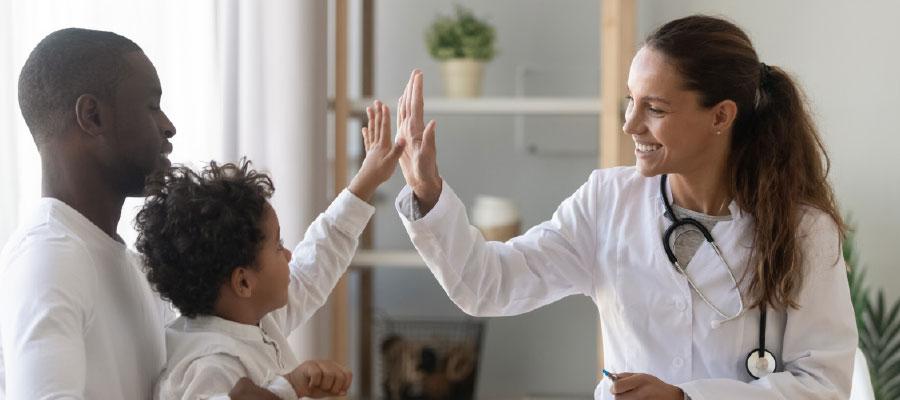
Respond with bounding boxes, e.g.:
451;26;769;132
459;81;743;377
395;166;857;400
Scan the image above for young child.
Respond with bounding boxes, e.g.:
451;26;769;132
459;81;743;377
137;101;402;399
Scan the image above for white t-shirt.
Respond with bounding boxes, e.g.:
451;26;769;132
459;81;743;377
0;198;173;399
155;189;374;400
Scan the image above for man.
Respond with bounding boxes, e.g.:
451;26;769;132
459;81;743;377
0;28;276;399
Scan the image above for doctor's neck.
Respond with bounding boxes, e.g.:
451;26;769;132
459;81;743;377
668;168;732;217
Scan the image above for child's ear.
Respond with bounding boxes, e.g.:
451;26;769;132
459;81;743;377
230;267;258;298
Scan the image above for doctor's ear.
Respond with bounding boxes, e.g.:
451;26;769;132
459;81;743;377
710;99;738;135
229;267;258;298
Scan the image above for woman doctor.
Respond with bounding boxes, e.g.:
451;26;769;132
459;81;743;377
392;15;857;400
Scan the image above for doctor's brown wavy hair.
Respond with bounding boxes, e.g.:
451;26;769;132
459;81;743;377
645;15;845;310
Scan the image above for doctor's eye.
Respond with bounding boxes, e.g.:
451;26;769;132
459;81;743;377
648;107;666;116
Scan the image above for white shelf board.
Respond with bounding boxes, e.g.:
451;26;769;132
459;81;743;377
330;97;602;116
350;250;426;269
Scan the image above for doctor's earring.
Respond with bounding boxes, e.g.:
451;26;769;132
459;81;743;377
716;130;722;135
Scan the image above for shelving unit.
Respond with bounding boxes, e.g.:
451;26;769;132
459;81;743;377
350;249;426;269
329;0;636;396
332;97;603;116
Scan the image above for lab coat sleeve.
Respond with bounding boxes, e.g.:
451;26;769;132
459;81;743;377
678;211;857;400
275;188;375;334
395;173;600;317
0;238;95;400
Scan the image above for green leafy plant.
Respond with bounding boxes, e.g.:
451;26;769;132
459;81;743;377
425;6;496;61
845;224;900;400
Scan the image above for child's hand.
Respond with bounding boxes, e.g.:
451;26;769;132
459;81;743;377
284;359;353;398
348;100;406;202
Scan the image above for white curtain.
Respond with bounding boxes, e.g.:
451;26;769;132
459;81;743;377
0;0;332;362
218;0;332;360
0;0;18;244
0;0;224;245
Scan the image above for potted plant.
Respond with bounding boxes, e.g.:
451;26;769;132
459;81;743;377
426;5;496;98
845;222;900;399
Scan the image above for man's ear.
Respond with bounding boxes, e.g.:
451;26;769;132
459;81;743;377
74;94;108;137
230;267;257;298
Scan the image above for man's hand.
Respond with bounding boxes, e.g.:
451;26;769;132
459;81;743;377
229;377;281;400
348;99;406;203
396;69;442;213
284;359;353;398
610;372;684;400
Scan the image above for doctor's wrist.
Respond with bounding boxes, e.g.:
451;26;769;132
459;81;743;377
412;178;442;214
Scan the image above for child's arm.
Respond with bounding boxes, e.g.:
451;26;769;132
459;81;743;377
158;354;285;400
276;101;403;332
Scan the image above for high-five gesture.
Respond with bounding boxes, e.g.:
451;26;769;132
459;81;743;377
396;70;442;213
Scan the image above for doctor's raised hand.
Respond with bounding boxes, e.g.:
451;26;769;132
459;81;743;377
396;69;441;213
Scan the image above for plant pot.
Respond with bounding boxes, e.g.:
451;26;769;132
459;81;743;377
439;59;484;98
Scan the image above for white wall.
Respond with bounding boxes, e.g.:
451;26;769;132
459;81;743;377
638;0;900;301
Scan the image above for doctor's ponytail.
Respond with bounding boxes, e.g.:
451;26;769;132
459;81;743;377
646;15;845;310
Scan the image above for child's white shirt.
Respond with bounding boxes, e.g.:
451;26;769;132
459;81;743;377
155;189;374;400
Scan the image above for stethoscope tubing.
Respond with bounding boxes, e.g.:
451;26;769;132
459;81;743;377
659;174;776;379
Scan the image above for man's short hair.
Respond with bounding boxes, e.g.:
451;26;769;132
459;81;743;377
18;28;143;144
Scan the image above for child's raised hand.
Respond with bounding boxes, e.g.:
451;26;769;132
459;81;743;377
284;359;353;398
348;100;406;202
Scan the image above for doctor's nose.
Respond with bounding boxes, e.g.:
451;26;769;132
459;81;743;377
622;106;642;136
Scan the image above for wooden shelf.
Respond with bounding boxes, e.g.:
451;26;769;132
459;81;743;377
332;0;634;390
329;97;602;116
350;249;427;269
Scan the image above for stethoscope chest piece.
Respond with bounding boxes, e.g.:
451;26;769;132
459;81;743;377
746;348;777;379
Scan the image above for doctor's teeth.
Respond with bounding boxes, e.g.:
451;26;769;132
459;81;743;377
636;143;662;152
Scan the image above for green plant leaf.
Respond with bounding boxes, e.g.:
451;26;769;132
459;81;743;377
425;5;495;61
841;218;900;399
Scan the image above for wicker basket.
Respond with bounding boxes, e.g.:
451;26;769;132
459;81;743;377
375;317;485;400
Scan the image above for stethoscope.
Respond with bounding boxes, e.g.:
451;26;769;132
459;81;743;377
660;174;777;379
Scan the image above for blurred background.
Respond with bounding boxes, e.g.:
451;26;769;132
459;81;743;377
0;1;897;399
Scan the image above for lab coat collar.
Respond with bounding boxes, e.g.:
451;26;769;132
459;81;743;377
653;175;746;221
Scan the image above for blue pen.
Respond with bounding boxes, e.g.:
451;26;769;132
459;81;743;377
602;368;618;382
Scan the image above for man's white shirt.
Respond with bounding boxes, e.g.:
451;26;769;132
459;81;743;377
0;198;172;399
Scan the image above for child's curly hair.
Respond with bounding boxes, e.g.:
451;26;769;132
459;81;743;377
135;159;274;318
